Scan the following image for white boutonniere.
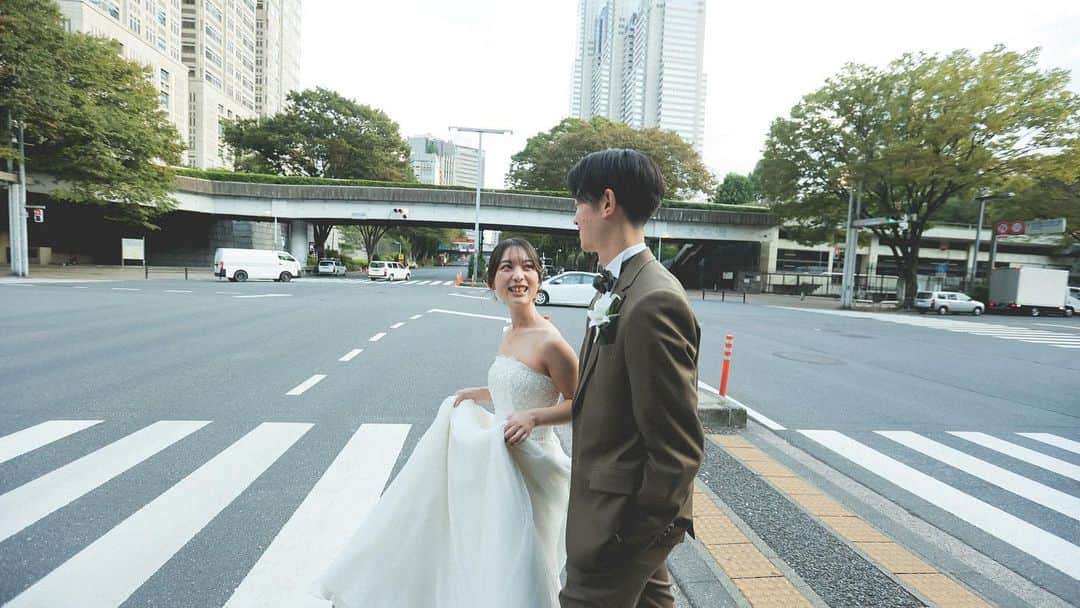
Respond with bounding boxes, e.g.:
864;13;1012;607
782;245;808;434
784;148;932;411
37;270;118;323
587;292;623;343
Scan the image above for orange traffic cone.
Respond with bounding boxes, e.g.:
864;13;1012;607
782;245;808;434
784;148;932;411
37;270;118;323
455;272;463;286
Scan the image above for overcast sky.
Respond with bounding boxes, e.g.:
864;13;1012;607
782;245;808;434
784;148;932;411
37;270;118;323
302;1;1080;189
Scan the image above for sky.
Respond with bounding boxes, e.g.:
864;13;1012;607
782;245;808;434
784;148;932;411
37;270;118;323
301;1;1080;189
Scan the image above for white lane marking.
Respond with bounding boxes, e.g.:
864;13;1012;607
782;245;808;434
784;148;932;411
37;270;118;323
164;290;193;293
72;286;89;289
877;431;1080;520
697;381;785;430
338;349;363;362
0;421;210;542
233;294;292;299
949;432;1080;481
389;322;405;329
800;430;1080;579
416;280;431;285
286;375;326;396
443;280;456;286
409;314;422;320
7;423;311;608
427;308;510;322
223;424;409;608
215;291;233;295
1053;345;1080;349
111;288;140;291
1;284;34;287
448;293;487;300
1018;433;1080;455
1034;322;1080;331
0;421;103;465
369;332;386;342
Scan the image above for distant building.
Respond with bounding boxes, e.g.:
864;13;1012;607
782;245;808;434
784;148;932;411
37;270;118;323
407;136;483;187
570;0;707;153
58;0;302;169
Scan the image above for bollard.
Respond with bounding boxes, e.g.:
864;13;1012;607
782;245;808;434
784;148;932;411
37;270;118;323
721;290;726;303
719;334;734;397
742;291;746;304
144;264;148;280
185;267;188;280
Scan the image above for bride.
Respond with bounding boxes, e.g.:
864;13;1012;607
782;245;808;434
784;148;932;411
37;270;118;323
311;238;578;607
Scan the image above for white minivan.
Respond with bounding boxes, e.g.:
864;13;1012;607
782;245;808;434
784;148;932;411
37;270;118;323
213;248;301;282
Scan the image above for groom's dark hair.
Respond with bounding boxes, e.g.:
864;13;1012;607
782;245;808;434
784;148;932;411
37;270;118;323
566;148;665;226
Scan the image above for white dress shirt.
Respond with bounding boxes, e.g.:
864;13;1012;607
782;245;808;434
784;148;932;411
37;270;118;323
604;242;648;281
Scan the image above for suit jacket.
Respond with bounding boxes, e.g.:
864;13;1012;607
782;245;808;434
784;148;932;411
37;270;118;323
565;249;705;571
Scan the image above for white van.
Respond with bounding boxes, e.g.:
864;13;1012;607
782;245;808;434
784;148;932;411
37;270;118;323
213;248;301;282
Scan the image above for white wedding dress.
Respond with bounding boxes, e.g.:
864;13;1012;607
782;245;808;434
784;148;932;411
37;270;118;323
311;355;572;607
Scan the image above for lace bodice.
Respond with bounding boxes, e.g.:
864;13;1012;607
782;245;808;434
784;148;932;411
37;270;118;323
488;355;563;442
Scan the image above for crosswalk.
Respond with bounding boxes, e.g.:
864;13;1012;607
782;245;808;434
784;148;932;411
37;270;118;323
794;428;1080;581
783;308;1080;349
0;419;411;607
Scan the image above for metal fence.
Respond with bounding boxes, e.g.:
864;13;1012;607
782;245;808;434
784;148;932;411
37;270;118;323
761;272;901;300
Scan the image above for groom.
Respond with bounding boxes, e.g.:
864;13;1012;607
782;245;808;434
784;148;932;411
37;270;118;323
561;149;705;608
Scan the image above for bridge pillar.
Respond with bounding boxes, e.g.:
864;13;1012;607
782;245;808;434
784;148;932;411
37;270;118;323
289;220;310;264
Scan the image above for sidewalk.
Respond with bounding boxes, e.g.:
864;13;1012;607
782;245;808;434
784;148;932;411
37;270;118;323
2;264;208;282
687;289;909;313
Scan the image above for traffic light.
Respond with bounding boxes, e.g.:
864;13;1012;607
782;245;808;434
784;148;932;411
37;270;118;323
32;208;44;223
393;207;409;219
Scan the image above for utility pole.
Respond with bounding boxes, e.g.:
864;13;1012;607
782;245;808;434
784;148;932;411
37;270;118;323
840;183;862;309
449;126;511;283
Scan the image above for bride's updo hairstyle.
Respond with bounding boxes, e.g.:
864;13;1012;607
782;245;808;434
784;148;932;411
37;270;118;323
484;237;543;290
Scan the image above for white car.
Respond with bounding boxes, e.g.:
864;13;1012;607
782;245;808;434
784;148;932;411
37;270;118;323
317;259;347;276
914;291;985;315
535;272;600;306
367;261;410;281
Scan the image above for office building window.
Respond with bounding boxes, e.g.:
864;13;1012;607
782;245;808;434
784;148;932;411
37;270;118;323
106;1;120;19
129;16;141;34
157;9;167;25
159;92;169;109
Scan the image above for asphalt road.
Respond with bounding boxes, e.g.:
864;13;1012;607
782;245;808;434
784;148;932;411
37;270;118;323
1;278;1077;606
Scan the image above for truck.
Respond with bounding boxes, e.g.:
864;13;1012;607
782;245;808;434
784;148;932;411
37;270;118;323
988;267;1072;317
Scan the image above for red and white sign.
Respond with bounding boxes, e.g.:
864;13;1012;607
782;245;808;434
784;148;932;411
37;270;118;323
995;221;1025;236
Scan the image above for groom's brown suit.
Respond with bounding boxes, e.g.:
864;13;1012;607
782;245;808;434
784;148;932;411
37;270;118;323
560;249;705;608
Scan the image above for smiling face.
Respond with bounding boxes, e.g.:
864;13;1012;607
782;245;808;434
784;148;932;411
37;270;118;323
489;244;542;308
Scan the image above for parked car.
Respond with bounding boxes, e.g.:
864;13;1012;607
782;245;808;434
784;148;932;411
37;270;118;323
367;260;411;281
914;291;985;315
317;259;347;276
213;248;301;282
535;271;600;306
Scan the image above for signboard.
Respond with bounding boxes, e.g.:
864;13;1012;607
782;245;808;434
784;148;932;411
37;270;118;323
722;272;734;280
121;238;144;261
995;221;1025;236
936;263;948;274
1025;218;1066;236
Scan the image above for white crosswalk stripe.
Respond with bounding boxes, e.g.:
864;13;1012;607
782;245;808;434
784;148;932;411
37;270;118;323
782;308;1080;348
7;422;312;607
799;429;1080;580
0;419;417;607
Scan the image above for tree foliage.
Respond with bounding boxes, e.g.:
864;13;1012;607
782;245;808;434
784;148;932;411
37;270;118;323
713;172;761;205
222;88;415;181
1;0;184;227
757;46;1080;302
507;117;713;197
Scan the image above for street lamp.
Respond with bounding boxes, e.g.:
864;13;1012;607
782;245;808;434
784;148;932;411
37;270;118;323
449;126;512;283
968;190;1015;285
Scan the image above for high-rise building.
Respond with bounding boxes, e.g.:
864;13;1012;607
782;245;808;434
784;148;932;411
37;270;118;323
59;0;301;169
59;0;189;143
255;0;301;116
407;136;483;188
569;0;706;153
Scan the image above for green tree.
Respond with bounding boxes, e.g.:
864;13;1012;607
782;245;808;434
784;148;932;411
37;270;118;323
507;117;713;197
713;172;761;205
223;88;415;181
758;46;1080;304
1;0;183;227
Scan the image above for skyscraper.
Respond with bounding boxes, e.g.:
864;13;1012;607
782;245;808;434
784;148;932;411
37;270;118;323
407;136;483;188
58;0;302;169
569;0;706;153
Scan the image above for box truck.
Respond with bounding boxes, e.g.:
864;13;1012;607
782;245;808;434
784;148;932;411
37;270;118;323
988;267;1071;317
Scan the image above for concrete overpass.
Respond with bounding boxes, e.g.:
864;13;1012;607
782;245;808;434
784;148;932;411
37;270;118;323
171;176;778;263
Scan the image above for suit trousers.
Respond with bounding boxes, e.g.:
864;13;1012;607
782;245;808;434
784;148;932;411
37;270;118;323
559;540;678;608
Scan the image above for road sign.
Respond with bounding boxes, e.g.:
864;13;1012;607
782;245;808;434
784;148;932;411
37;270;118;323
995;220;1025;236
1025;218;1066;236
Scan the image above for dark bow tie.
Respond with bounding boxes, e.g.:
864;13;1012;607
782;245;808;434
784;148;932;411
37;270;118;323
593;269;616;294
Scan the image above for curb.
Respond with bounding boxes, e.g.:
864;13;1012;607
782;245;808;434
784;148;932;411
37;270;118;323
698;388;747;428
